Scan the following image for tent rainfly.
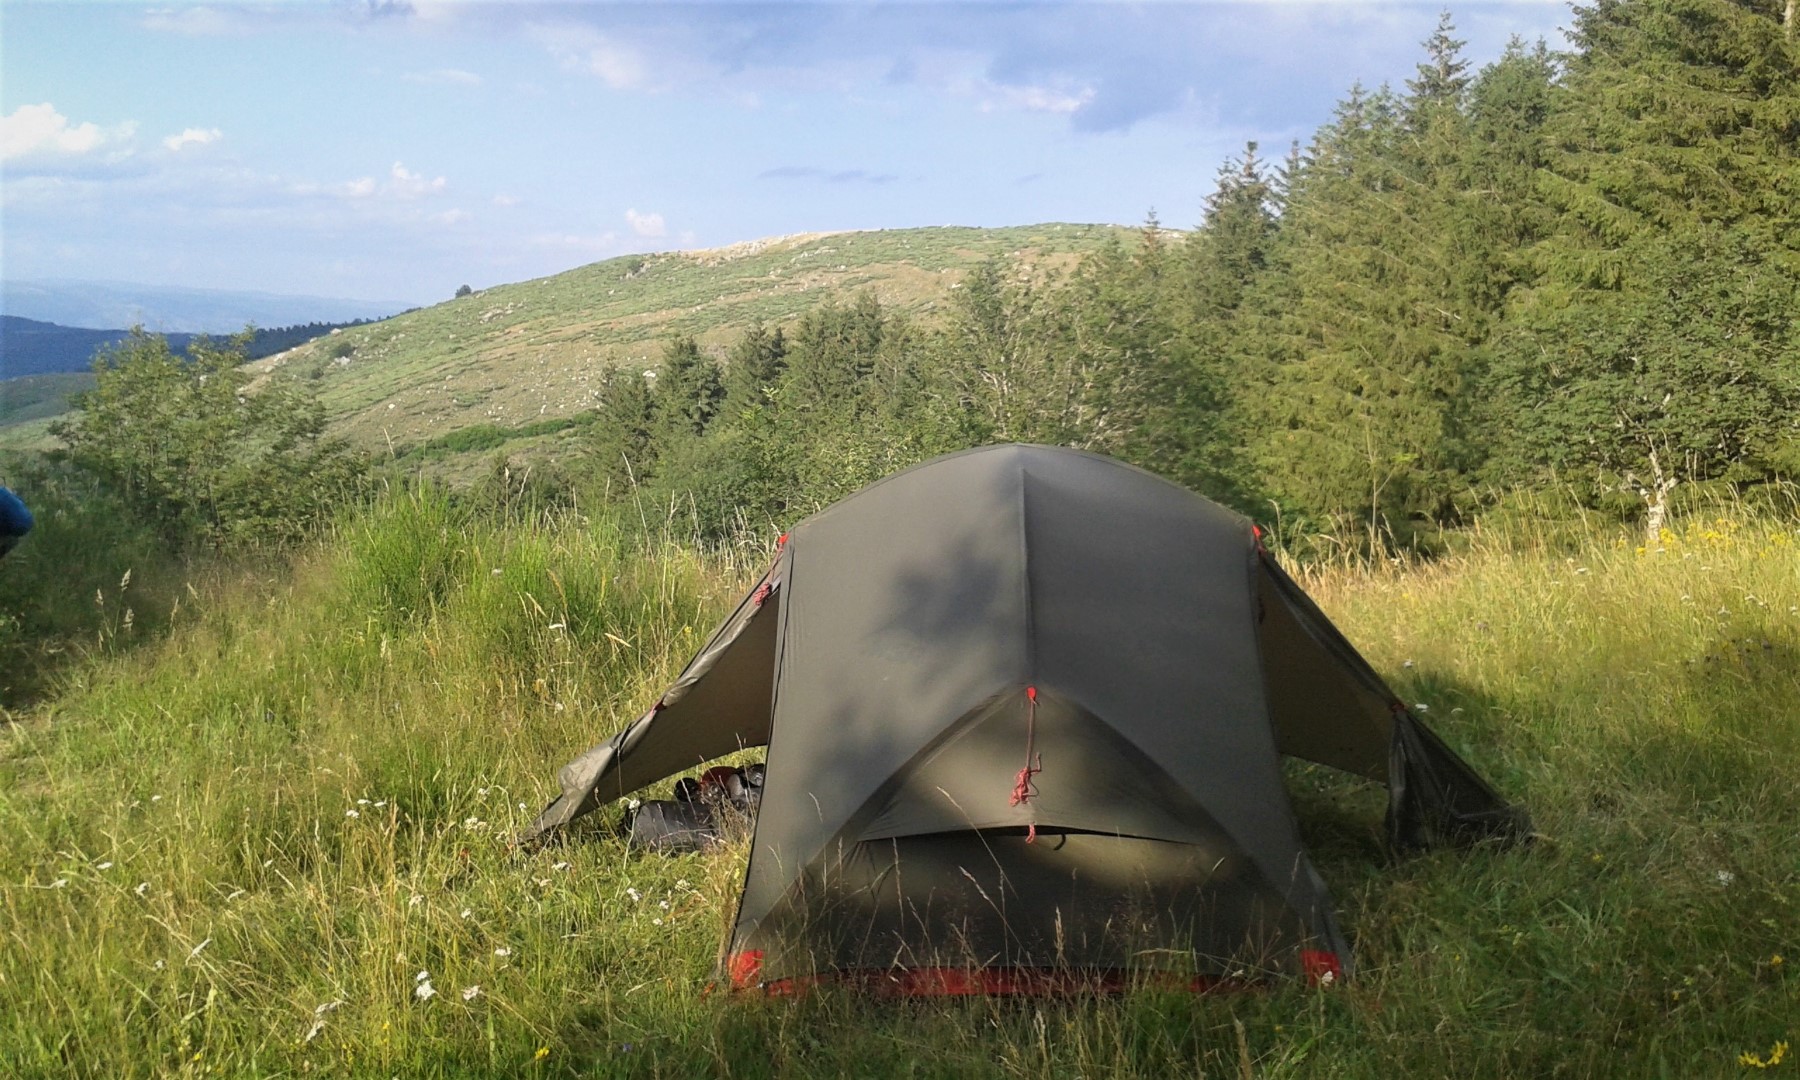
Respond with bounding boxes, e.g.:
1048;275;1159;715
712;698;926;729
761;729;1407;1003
525;444;1528;993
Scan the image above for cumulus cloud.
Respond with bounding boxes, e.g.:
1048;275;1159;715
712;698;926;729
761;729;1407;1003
528;23;651;90
980;80;1095;117
492;193;520;207
163;127;223;152
625;209;666;237
2;104;135;162
333;162;447;200
435;208;472;225
388;162;447;198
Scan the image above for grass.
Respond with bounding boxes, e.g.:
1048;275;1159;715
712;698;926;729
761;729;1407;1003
0;493;1794;1077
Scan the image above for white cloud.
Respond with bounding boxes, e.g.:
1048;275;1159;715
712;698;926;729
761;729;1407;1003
402;68;482;87
163;127;224;152
492;193;520;207
2;104;135;162
142;6;261;36
527;23;651;90
625;208;666;238
328;162;449;202
980;81;1095;117
388;162;447;198
435;208;472;225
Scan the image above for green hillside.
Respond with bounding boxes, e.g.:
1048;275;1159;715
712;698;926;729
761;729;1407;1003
0;372;94;452
240;224;1126;455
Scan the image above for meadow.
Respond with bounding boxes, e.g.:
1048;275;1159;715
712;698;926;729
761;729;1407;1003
1;486;1794;1078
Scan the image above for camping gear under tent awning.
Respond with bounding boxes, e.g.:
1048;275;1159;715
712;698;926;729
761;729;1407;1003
523;444;1528;987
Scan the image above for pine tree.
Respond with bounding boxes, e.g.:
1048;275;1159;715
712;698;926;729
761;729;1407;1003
1247;67;1485;539
652;335;724;442
722;324;787;411
1483;0;1800;525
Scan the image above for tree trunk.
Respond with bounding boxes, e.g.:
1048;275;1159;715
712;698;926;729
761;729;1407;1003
1641;447;1678;545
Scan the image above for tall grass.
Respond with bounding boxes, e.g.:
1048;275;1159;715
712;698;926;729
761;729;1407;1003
1;496;1794;1077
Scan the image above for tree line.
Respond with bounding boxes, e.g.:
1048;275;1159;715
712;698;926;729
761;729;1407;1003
577;1;1800;547
39;0;1800;554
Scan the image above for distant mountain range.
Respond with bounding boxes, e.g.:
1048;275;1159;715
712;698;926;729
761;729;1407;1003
1;315;382;380
1;279;411;335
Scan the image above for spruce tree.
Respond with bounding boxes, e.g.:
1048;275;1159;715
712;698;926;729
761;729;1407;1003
1486;0;1800;523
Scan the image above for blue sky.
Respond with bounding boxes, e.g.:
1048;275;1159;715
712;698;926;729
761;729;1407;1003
2;1;1574;306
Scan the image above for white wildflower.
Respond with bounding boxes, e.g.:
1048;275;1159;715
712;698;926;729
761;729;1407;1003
461;985;482;1001
492;568;504;576
345;809;360;819
416;969;430;982
150;795;162;802
477;787;490;798
357;798;370;806
460;908;473;920
652;918;663;926
553;861;570;872
134;882;149;897
494;946;512;958
626;887;641;902
547;623;565;631
415;979;436;1002
1414;703;1431;713
304;1019;326;1043
658;899;669;910
153;959;165;971
409;894;423;908
535;877;551;888
96;861;113;871
1402;659;1414;668
49;878;68;889
1716;870;1735;887
374;800;388;808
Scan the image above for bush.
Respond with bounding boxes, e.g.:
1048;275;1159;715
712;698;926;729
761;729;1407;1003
51;331;369;549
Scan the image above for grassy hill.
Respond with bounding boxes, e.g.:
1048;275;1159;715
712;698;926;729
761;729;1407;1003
240;224;1126;457
2;224;1128;463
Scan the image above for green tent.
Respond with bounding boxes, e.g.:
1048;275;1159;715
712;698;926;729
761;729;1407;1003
526;444;1527;992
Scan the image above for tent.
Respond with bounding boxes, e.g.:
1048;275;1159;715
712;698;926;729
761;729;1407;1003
525;444;1527;992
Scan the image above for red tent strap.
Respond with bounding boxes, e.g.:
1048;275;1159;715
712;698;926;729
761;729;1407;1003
1010;685;1042;842
752;582;773;607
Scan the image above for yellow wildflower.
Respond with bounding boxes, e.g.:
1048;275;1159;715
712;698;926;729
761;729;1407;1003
1739;1041;1788;1069
535;1047;550;1061
1771;954;1784;969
